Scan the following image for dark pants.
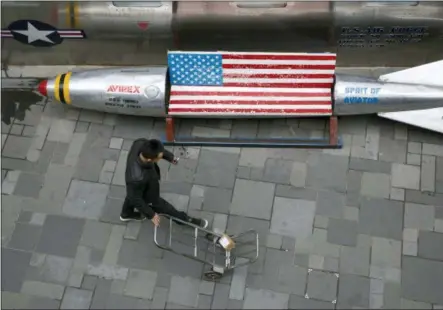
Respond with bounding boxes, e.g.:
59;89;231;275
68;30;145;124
121;196;189;222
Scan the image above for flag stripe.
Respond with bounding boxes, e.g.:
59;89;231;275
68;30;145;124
222;64;335;70
223;82;332;88
167;51;336;117
169;100;331;106
223;73;333;79
169;108;332;114
222;53;336;61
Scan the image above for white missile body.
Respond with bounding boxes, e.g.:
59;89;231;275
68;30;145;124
37;60;443;133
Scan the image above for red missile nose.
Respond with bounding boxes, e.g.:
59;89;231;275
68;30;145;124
37;79;48;97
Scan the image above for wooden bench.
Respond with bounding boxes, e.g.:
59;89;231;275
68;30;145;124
163;51;340;148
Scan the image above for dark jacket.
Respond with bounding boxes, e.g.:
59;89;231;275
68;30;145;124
124;138;174;219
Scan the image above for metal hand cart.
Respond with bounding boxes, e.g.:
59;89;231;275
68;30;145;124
153;214;259;281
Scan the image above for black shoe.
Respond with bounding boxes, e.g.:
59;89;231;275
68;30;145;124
189;217;209;229
120;212;147;222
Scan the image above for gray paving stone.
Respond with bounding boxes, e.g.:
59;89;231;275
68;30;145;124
75;124;113;183
407;153;421;165
314;216;329;229
403;241;418;256
229;261;248;300
47;119;76;143
227;216;270;248
103;225;125;266
359;198;403;240
316;190;345;219
391;163;421;190
36;215;85;258
26;255;73;284
3;135;33;159
360;172;390;199
110;279;125;294
13;172;45;199
79;110;104;124
404;203;435;231
230;179;275;220
261;158;293;184
199;280;215;295
194;149;238;189
306;153;349;192
422;143;443;157
80;220;112;250
327;219;358;247
63;180;109;220
418;231;443;261
201;186;232;213
401;298;433;309
152;287;168;309
243;288;289;309
113;116;153;139
117;224;163;270
82;275;98;290
75;121;90;133
295;228;340;258
1;248;32;292
371;237;401;268
307;270;338;302
162;193;189;212
86;263;128;280
408;141;422;154
7;222;42;251
339;246;370;276
212;283;230;309
378;138;407;163
289;161;308;187
101;197;125;224
10;124;24;135
337;274;370;308
168;276;200;308
90;278;112;309
289;295;335;309
349;158;391;174
60;287;93;309
402;256;443;305
275;185;318;201
270;197;315;239
422;155;436;192
124;269;157;299
105;293;150;309
124;221;141;240
21;280;65;300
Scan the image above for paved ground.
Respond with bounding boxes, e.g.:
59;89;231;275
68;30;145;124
2;91;443;309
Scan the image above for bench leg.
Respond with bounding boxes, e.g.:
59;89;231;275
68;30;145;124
329;116;338;146
166;117;175;142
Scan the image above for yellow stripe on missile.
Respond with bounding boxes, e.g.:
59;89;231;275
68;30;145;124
63;72;72;104
54;74;62;102
66;1;79;28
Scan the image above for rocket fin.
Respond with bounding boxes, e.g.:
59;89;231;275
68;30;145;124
378;107;443;134
378;60;443;87
378;60;443;134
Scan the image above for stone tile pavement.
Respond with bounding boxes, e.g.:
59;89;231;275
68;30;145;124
2;96;443;309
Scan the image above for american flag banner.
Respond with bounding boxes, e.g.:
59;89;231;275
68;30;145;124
167;51;336;116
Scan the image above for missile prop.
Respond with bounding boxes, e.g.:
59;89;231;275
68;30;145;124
36;60;443;133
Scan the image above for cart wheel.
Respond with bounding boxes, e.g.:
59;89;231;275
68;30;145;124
204;270;223;281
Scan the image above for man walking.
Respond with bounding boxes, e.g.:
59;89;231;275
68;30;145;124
120;138;208;228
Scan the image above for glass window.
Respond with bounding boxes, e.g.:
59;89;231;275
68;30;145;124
113;1;163;8
364;1;418;7
235;2;287;9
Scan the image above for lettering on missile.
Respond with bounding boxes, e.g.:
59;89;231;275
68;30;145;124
344;86;381;104
107;85;141;94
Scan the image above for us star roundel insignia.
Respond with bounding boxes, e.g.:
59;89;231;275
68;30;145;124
1;19;86;47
